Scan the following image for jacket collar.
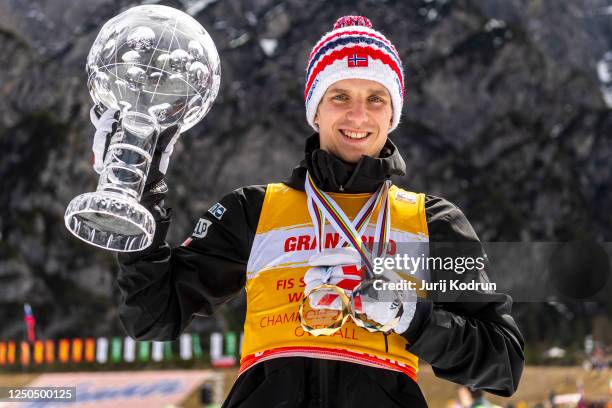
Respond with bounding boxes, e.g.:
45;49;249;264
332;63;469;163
285;134;406;193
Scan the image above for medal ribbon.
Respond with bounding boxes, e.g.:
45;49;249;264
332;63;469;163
305;172;391;277
306;176;380;252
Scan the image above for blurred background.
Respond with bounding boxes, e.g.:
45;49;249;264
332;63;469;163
0;0;611;406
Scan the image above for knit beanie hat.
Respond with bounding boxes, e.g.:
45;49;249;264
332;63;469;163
304;16;405;133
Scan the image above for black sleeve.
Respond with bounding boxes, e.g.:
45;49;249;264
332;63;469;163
115;185;266;341
404;195;525;397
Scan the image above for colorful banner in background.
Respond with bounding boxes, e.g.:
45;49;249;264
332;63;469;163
0;332;242;368
72;338;83;363
111;337;122;363
180;333;192;360
23;303;36;343
85;338;95;363
192;333;203;360
0;370;225;408
211;332;237;367
20;342;30;366
123;337;135;363
45;340;54;364
34;341;44;365
152;341;164;362
7;342;15;365
96;338;108;364
138;340;150;362
59;339;69;364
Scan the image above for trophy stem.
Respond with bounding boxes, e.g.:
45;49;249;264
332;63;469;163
65;111;160;252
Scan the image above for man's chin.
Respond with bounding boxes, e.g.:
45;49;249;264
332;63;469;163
322;145;371;166
335;152;365;167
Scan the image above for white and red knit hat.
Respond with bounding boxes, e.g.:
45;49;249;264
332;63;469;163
304;16;405;133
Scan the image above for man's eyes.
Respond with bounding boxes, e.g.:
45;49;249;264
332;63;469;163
330;94;385;103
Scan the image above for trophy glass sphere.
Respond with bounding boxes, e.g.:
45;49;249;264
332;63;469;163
65;5;221;252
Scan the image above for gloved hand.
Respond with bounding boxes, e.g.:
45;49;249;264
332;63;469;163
304;247;419;334
356;268;417;334
304;248;364;310
304;264;364;310
90;105;181;208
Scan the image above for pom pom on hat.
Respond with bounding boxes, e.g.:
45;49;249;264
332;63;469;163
333;16;373;29
305;16;405;133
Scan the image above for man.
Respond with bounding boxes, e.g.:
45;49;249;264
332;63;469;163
105;16;524;407
457;387;503;408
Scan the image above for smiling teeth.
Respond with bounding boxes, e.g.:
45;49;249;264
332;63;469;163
342;130;369;139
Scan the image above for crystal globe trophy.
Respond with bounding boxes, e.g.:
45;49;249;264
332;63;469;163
65;5;221;252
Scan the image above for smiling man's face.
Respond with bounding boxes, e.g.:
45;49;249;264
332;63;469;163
314;78;393;164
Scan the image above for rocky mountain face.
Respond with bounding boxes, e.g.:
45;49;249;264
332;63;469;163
0;0;610;348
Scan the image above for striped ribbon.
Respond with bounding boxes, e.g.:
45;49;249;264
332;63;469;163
305;172;391;277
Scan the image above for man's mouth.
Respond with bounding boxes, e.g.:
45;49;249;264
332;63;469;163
339;129;371;140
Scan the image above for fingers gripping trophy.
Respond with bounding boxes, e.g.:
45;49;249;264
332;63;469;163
65;5;221;252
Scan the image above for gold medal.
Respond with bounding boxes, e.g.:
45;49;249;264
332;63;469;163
299;284;351;336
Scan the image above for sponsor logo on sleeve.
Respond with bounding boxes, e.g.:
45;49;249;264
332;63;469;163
193;218;212;238
208;203;227;220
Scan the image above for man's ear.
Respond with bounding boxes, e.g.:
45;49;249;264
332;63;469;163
314;112;319;125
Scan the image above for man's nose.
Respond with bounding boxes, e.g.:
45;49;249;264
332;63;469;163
346;101;368;126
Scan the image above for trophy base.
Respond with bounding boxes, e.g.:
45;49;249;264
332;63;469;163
64;192;155;252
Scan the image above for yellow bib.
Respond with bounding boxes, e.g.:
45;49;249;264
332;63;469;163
240;183;429;381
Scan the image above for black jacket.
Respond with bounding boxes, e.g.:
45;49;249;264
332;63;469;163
116;135;524;407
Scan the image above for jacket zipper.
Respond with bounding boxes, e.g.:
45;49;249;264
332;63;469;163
319;359;328;408
339;184;344;192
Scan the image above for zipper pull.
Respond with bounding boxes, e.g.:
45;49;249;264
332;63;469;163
339;185;344;192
